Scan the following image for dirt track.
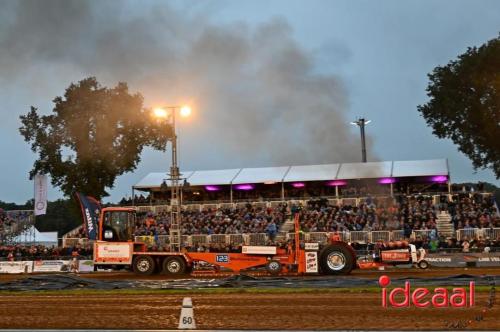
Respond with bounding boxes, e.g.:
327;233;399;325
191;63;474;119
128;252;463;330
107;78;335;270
0;267;499;330
0;292;498;330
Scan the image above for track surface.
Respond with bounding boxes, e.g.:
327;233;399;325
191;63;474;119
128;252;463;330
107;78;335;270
0;267;499;330
0;292;498;330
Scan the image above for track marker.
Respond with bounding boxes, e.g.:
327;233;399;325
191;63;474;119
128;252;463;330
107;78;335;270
178;297;196;329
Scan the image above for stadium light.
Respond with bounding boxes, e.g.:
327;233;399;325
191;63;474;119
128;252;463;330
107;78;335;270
151;104;193;252
351;117;371;163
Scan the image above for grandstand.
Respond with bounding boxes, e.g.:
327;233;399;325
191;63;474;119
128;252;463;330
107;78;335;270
0;209;35;244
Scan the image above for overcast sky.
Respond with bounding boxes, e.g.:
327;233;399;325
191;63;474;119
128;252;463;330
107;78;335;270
0;0;499;204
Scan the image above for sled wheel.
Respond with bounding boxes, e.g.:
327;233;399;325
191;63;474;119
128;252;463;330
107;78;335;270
266;260;282;276
133;255;156;275
163;256;187;275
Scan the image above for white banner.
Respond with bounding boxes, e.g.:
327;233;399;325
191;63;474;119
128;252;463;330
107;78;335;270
33;260;69;272
34;174;48;216
0;261;33;274
305;252;318;273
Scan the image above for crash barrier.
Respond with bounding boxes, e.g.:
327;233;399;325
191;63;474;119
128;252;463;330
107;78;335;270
2;251;500;274
59;228;500;249
0;259;94;274
425;252;500;268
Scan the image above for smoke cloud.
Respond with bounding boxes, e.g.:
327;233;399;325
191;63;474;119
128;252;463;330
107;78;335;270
0;0;368;169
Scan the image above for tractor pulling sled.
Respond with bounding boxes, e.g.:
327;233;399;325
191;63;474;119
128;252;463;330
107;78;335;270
92;207;428;276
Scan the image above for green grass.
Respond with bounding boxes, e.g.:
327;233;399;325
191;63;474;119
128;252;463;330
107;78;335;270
0;285;493;296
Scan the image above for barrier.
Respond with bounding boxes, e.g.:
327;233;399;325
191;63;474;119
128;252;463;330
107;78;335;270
371;231;391;243
350;231;370;244
248;233;268;245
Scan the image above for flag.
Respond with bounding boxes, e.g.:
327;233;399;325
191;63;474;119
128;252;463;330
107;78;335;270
34;174;48;216
75;192;101;240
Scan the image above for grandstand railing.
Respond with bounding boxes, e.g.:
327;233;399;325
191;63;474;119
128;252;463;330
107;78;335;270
456;228;500;241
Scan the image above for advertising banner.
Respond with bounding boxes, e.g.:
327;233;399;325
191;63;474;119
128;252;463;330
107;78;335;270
78;260;95;272
75;193;101;240
0;261;32;274
32;260;70;272
34;174;48;216
426;252;500;267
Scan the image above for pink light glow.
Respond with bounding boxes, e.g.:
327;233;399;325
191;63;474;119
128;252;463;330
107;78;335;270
431;175;448;183
234;184;254;190
327;180;347;186
378;177;396;184
205;185;220;191
292;182;305;188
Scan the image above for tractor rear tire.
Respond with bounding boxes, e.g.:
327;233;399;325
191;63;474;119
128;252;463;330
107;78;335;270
133;255;156;275
163;256;187;275
319;244;355;275
265;260;282;276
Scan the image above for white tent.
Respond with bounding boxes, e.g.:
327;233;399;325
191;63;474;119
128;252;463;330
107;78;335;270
13;226;58;246
134;159;449;189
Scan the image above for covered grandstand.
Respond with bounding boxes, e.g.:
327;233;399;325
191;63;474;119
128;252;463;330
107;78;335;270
132;159;451;204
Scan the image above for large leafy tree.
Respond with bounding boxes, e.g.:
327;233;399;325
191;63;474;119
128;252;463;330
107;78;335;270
20;77;171;199
418;35;500;178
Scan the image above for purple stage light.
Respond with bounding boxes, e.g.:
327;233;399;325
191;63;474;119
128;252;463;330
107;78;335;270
234;184;254;190
292;182;305;188
431;175;448;183
378;177;396;184
205;185;220;191
327;180;347;186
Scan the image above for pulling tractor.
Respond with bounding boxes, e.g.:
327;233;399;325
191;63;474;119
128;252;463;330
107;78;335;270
93;207;357;276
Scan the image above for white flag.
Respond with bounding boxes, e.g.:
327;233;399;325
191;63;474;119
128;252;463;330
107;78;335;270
34;174;48;216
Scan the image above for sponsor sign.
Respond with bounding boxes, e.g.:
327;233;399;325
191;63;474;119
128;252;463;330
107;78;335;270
305;243;319;251
75;193;101;240
33;260;69;272
241;246;277;255
381;250;410;262
78;260;95;272
94;242;133;264
0;261;32;274
305;252;318;273
379;275;475;308
34;174;48;216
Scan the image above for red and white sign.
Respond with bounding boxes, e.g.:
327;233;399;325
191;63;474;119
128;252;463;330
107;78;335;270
94;242;133;264
381;250;410;262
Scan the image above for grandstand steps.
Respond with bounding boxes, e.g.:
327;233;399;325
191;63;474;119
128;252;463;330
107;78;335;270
280;219;295;233
436;211;454;238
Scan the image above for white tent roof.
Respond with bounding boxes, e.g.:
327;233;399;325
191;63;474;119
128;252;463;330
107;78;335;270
284;164;340;182
392;159;449;177
187;169;241;186
337;161;393;180
232;166;290;185
134;159;448;189
13;226;58;244
133;171;194;189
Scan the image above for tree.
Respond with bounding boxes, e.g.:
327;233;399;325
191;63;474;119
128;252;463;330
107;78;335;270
418;35;500;178
20;77;172;199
